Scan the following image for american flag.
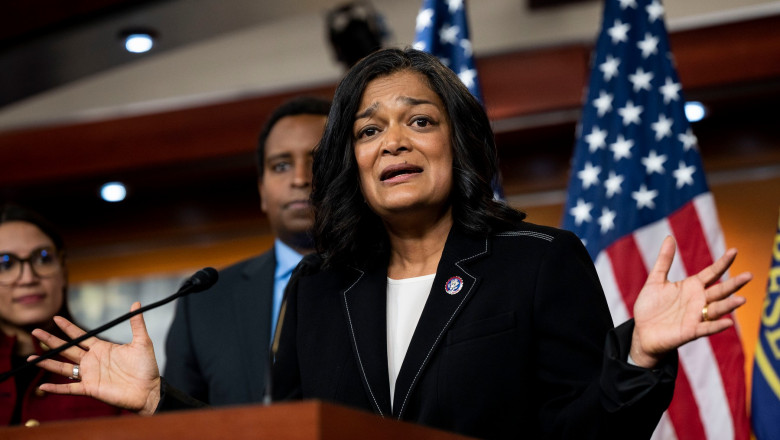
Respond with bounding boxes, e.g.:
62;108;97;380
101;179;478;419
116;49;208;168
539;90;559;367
562;1;749;439
412;0;483;102
413;0;506;198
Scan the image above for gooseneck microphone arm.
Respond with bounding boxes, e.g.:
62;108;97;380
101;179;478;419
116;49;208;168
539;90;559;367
0;267;218;383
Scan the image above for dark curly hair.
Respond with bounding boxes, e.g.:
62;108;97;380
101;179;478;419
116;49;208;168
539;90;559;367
312;48;525;269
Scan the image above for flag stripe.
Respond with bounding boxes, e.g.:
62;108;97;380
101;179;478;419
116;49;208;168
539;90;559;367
670;199;748;439
651;413;679;440
667;202;713;273
595;252;629;325
666;364;707;439
678;338;735;439
605;235;648;312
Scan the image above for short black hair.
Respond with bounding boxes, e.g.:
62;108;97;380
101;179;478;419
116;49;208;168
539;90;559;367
312;48;525;269
256;96;331;179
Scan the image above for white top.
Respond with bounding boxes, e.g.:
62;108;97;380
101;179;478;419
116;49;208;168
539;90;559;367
386;274;435;409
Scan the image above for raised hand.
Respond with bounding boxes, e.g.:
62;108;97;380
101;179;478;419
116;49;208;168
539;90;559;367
630;236;752;369
30;302;162;415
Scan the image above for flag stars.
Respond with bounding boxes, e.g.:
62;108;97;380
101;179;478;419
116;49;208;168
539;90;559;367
458;68;477;90
673;161;696;188
578;161;602;189
660;77;681;104
416;8;434;32
618;0;637;9
593;90;614;117
570;198;593;226
439;24;461;45
460;38;473;57
637;33;659;58
618;100;643;126
642;150;667;174
651;114;673;140
629;67;654;93
646;0;665;23
678;128;698;151
610;134;634;160
412;41;426;51
598;207;617;233
447;0;463;13
632;184;659;209
585;126;608;152
607;19;631;44
604;171;625;198
600;55;621;82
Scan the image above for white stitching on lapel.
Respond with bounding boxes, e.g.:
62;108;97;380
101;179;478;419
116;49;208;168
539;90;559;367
342;269;385;417
396;237;489;419
495;230;553;241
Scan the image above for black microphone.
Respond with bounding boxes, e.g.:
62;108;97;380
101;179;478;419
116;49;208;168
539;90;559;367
0;267;218;383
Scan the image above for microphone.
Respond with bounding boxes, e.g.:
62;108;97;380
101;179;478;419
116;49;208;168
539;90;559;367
0;267;218;383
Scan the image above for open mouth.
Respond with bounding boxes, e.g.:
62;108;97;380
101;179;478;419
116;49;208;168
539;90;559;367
380;163;423;181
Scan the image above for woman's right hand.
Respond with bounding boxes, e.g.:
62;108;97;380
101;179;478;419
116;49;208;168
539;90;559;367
30;302;162;416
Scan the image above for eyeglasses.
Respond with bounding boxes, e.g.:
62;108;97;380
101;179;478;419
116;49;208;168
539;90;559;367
0;247;62;285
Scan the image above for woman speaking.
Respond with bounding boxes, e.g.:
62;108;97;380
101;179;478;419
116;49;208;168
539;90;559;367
29;49;751;439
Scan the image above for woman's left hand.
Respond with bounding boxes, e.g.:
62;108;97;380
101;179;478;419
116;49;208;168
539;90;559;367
630;236;752;368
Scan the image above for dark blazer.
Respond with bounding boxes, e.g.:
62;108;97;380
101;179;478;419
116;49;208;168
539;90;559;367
164;249;275;406
272;223;677;439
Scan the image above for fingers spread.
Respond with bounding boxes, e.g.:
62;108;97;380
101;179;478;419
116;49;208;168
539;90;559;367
699;248;738;288
38;382;86;396
29;356;80;379
648;236;677;284
52;316;99;349
30;329;84;363
705;271;753;303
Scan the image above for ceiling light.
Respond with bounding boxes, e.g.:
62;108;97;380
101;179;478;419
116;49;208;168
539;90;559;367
120;28;157;53
684;101;707;123
125;33;154;53
100;182;127;202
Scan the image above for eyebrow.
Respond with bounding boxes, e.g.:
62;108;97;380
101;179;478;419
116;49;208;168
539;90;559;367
354;97;437;120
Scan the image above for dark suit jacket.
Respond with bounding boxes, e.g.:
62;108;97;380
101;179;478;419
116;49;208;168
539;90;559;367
164;249;275;406
272;223;677;439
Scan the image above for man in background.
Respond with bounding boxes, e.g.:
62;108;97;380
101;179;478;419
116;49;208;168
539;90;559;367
164;96;330;405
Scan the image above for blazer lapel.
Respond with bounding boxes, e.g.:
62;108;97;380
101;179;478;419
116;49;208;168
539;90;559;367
392;228;491;418
341;265;393;417
233;251;276;402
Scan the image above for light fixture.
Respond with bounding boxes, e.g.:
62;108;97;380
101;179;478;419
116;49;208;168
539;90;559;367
120;28;157;53
684;101;707;123
100;182;127;203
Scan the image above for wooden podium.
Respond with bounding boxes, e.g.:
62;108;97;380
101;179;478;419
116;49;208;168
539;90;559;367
0;400;473;439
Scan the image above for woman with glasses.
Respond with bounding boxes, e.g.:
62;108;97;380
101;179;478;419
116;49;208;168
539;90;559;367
0;204;124;426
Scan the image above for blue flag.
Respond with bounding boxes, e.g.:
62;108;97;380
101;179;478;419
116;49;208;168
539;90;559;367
562;1;748;438
751;209;780;440
412;0;483;102
413;0;505;199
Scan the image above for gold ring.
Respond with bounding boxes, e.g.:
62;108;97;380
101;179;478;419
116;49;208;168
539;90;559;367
701;305;710;322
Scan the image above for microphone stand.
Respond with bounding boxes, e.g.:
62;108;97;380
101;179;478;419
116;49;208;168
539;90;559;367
0;267;217;383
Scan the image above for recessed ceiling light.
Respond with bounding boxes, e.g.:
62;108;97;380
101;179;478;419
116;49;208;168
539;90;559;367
100;182;127;202
684;101;707;123
120;28;157;53
125;33;154;53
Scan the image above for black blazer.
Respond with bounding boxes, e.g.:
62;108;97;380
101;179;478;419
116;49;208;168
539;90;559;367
272;223;677;439
164;249;276;406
